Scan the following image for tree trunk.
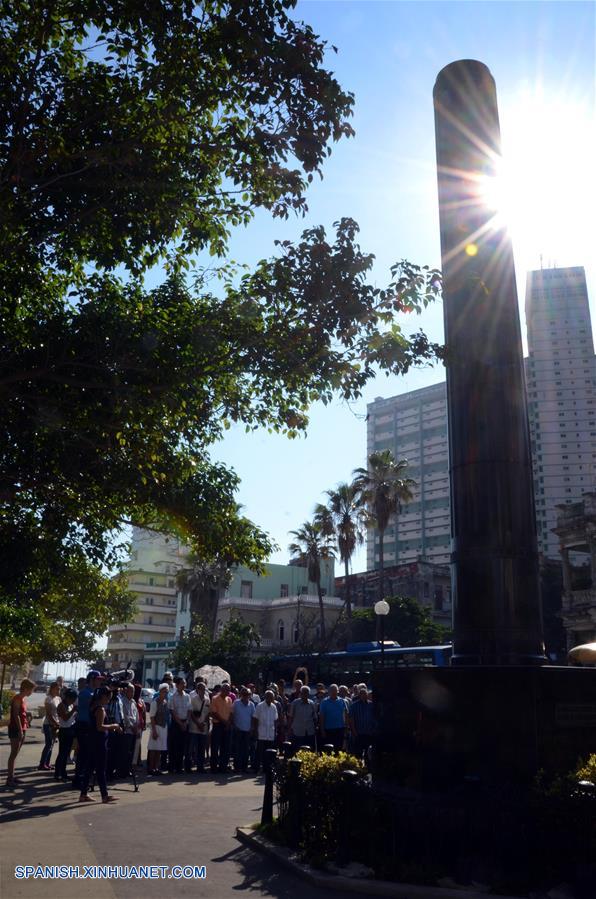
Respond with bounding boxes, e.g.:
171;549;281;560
317;579;326;645
344;556;352;644
189;585;220;637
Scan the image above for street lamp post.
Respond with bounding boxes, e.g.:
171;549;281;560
374;600;390;668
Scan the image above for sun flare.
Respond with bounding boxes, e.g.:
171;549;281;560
478;88;595;272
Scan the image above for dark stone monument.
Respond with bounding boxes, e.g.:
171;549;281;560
373;60;596;787
434;59;545;667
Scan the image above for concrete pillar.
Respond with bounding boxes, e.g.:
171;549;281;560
560;547;572;594
433;60;546;665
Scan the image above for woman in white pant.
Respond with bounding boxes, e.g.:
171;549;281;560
147;684;169;776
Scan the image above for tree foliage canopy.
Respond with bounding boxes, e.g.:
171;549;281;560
0;1;442;663
168;617;261;684
351;595;452;647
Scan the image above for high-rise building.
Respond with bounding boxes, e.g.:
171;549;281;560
105;527;185;674
366;382;450;568
367;266;595;567
525;266;596;559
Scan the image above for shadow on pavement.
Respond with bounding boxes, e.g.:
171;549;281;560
228;846;330;898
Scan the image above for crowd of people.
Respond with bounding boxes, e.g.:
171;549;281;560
4;671;375;796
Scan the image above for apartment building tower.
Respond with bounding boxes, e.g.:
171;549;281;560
526;266;596;558
366;382;450;568
367;266;595;568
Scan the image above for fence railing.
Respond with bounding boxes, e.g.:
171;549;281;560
263;745;596;891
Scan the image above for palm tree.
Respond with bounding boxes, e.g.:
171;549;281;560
352;450;416;603
177;555;232;637
317;483;365;630
288;520;335;644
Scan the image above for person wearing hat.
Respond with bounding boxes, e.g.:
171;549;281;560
73;671;103;790
155;671;175;771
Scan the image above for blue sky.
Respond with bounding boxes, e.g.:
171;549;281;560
206;1;595;573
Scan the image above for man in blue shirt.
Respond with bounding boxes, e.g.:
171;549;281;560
349;686;375;762
319;684;347;753
232;688;255;774
74;670;103;792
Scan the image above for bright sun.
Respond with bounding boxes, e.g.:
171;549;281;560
479;87;595;274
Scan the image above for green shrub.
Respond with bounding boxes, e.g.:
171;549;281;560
574;753;596;784
294;749;365;783
285;751;367;865
1;690;16;719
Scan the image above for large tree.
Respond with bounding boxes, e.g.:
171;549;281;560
167;616;260;684
352;451;416;603
351;595;451;647
0;1;442;662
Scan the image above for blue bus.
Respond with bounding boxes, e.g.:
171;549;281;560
265;642;452;687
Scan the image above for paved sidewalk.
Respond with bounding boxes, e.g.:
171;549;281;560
1;721;331;899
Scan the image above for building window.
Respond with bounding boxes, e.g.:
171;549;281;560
216;619;223;637
293;622;299;643
149;577;154;586
240;580;253;599
301;586;308;595
278;620;285;642
423;582;429;598
280;584;289;598
180;593;187;612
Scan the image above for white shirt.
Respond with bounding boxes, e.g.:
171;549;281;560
171;690;191;723
43;695;60;728
188;691;210;734
121;696;139;734
58;702;77;729
253;700;278;741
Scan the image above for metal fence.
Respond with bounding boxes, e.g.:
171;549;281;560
263;746;596;891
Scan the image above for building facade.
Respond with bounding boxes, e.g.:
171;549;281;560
366;266;595;567
175;560;335;637
216;593;345;653
553;491;596;650
335;559;452;630
366;382;450;568
106;528;185;674
525;267;596;559
175;558;340;650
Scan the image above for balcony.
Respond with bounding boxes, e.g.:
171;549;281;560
108;621;175;632
128;582;176;596
562;588;596;614
106;639;146;651
218;595;344;610
136;601;177;613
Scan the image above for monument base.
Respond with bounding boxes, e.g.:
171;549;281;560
372;666;596;788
